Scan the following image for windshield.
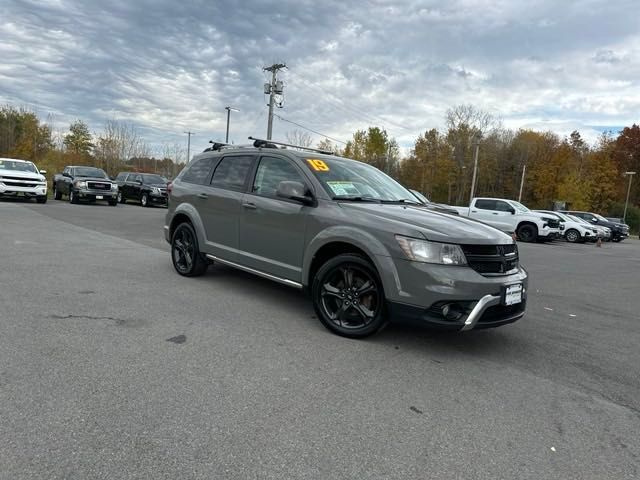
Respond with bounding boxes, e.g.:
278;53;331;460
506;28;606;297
568;215;590;226
594;213;608;222
0;159;38;174
305;157;419;203
142;174;168;184
508;200;530;213
75;167;107;178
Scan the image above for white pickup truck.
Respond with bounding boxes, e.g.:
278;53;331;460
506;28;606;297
454;197;562;242
0;157;48;203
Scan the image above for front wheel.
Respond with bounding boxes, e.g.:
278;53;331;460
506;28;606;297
141;193;149;207
565;229;580;243
36;195;47;204
53;185;62;200
517;224;538;243
69;190;78;204
117;191;126;204
108;199;118;206
312;254;387;338
171;222;208;277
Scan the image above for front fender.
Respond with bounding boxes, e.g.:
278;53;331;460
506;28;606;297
302;225;402;297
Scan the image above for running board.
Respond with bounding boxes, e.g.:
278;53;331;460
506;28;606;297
206;255;303;289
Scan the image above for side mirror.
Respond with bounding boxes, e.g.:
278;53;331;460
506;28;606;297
591;218;598;223
509;208;516;215
39;169;47;175
276;181;313;205
136;180;143;185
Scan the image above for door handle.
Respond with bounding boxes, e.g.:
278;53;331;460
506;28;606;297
492;212;499;215
242;202;257;210
197;193;208;199
471;210;478;213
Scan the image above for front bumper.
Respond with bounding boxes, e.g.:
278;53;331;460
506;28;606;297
0;183;47;197
379;256;528;331
75;188;117;201
538;227;562;239
149;192;168;205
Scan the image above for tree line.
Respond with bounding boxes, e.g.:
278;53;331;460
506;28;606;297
1;103;638;231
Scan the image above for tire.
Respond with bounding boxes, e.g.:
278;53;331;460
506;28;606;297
565;229;580;243
36;196;47;204
517;224;538;243
53;185;62;200
171;222;208;277
141;193;149;207
117;191;126;204
108;199;117;206
311;254;387;338
69;189;78;204
612;236;621;243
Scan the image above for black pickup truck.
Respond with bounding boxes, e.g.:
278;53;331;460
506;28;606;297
52;166;118;205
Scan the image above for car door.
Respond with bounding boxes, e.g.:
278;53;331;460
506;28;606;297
237;155;311;282
471;199;514;232
199;154;256;262
62;167;73;194
131;174;143;201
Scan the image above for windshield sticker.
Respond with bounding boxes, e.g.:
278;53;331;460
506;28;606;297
327;181;360;196
306;159;330;172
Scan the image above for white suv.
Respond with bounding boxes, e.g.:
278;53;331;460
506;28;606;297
535;210;595;243
0;158;48;203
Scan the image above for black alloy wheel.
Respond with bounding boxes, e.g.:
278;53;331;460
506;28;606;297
517;224;537;242
312;254;387;338
171;222;208;277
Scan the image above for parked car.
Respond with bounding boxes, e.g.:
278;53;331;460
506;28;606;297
534;210;595;243
560;211;628;242
114;172;168;207
0;158;48;203
52;166;118;205
454;197;562;242
165;139;528;338
408;189;459;215
566;215;607;241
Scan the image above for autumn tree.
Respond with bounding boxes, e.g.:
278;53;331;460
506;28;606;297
64;120;93;157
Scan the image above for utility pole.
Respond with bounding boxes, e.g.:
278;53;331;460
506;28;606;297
225;107;239;143
623;171;636;223
263;63;286;140
518;164;527;202
469;137;481;202
184;131;194;163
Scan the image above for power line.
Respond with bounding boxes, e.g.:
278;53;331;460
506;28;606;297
274;114;347;145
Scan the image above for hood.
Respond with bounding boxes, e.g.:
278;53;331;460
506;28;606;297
75;176;113;183
0;168;45;182
339;203;513;244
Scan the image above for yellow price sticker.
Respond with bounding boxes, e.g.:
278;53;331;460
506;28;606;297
307;159;330;172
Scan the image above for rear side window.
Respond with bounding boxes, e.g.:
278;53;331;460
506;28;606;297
475;199;497;210
210;155;254;191
181;157;215;185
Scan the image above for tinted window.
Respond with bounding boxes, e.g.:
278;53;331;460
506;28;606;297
181;157;215;185
115;172;128;181
252;156;305;198
475;199;497;210
210;155;254;191
495;201;513;212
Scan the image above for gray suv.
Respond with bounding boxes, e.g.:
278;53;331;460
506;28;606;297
165;140;528;338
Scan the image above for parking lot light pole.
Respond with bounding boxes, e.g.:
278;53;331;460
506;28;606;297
469;137;481;202
623;171;636;223
225;107;239;143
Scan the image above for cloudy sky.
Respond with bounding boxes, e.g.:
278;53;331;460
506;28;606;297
1;0;639;157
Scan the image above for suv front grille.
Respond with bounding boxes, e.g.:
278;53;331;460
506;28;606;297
461;244;519;276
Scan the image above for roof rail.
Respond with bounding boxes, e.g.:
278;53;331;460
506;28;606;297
248;136;333;155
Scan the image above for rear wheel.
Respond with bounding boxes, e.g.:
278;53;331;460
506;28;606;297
517;224;537;243
565;229;580;243
141;193;149;207
312;254;387;338
171;222;208;277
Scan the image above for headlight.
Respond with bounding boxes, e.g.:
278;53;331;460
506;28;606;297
74;181;87;188
395;235;467;265
151;187;160;194
111;184;118;190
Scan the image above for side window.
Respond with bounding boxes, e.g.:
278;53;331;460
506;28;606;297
495;201;513;212
252;156;305;198
210;155;254;191
475;199;497;210
133;174;142;183
181;157;215;185
116;172;127;181
63;167;70;175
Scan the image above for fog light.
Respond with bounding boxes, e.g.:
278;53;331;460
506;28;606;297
441;303;464;321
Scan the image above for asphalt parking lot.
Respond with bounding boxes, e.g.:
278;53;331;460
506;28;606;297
1;200;639;479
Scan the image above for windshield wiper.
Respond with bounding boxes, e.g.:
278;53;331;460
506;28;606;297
379;199;422;205
332;195;382;203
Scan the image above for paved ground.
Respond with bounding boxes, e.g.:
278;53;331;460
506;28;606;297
1;199;639;479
